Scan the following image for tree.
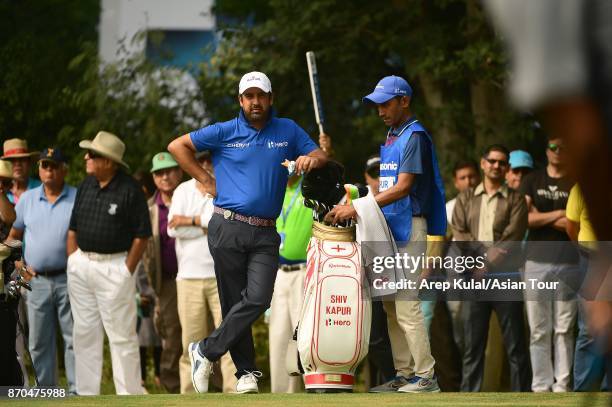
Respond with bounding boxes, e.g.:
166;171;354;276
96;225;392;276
0;0;99;151
200;0;540;193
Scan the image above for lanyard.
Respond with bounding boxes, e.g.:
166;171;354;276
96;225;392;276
386;118;419;144
279;179;302;226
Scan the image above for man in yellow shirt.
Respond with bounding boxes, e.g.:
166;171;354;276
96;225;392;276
566;185;609;391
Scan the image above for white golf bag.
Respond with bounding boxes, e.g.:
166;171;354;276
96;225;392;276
295;222;371;392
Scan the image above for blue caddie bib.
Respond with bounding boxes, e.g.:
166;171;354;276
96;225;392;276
379;120;446;242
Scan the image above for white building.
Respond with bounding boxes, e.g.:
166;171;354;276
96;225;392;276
99;0;216;67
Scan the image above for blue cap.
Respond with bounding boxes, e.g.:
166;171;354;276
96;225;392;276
363;75;413;104
39;147;68;164
509;150;533;169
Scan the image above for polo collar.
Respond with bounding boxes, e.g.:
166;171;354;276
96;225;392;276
38;183;69;203
390;116;417;136
474;182;509;198
96;171;122;191
154;190;169;208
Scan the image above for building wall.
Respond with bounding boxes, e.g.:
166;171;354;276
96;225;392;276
99;0;215;65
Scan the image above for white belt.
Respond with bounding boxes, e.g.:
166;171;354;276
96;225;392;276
81;250;127;261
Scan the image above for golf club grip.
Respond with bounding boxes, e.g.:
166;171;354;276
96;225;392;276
306;51;325;134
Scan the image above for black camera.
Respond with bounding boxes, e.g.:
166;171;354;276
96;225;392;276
0;240;28;387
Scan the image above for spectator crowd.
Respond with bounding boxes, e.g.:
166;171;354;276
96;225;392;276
0;121;608;394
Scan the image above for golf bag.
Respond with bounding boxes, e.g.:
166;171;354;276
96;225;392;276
287;161;371;392
296;222;371;392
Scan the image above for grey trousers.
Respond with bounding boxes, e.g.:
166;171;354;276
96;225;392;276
199;214;280;378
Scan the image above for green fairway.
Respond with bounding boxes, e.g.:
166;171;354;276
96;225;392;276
3;392;610;407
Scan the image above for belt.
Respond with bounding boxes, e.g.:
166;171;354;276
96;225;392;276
214;206;276;228
81;251;127;261
413;214;424;218
279;263;307;272
37;268;66;277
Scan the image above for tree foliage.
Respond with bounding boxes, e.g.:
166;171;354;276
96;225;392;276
0;0;543;191
202;0;541;191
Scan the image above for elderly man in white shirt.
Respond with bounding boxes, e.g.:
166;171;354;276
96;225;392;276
167;152;236;393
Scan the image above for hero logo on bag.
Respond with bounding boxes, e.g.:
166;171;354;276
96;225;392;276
108;203;118;215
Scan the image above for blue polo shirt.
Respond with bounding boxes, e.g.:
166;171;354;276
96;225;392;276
190;109;318;218
13;184;77;271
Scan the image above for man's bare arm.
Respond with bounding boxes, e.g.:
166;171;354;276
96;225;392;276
168;134;216;196
125;237;149;275
375;172;417;208
66;230;78;256
525;195;565;228
6;227;23;243
0;193;15;225
294;148;328;174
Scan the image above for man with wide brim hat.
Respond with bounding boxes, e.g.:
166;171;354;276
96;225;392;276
67;130;151;395
2;139;42;204
78;131;130;169
2;138;39;160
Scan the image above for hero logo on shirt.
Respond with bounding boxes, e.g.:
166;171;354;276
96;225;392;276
380;162;398;171
108;203;118;215
267;141;289;149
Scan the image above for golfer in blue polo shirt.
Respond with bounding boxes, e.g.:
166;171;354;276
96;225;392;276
168;71;327;394
327;75;446;393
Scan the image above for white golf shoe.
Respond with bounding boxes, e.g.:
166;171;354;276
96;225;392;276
189;342;213;393
235;371;263;394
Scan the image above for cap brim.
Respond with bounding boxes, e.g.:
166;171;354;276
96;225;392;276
239;85;271;95
39;158;66;164
362;92;395;104
79;140;130;170
150;162;179;173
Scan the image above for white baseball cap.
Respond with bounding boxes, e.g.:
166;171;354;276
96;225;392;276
238;71;272;95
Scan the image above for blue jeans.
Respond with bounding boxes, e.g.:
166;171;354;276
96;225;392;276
574;252;608;391
27;273;76;393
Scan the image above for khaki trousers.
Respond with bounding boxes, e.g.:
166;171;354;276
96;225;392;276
156;278;182;393
176;278;237;393
67;249;143;395
269;266;306;393
383;218;436;378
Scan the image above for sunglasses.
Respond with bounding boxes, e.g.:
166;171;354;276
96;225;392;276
484;158;508;167
548;143;564;153
86;151;102;160
40;160;60;170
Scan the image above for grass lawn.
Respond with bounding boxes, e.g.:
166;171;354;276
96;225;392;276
3;392;610;407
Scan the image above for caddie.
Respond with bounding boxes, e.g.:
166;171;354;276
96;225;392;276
326;75;447;393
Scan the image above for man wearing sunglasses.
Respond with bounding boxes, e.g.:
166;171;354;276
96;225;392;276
519;136;578;392
67;131;151;395
452;144;530;392
7;148;76;394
